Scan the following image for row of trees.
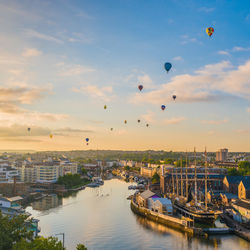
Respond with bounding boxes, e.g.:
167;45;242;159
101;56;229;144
0;212;87;250
228;161;250;176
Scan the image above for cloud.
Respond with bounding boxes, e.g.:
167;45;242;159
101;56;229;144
22;48;42;57
173;56;184;62
0;86;49;104
232;46;250;52
73;85;114;102
54;127;93;133
163;117;186;125
201;119;228;125
208;130;215;135
130;60;250;105
59;64;95;76
137;74;155;89
235;129;250;134
180;35;199;45
247;107;250;113
24;29;63;44
141;111;155;124
218;50;230;56
198;7;215;12
0;124;51;137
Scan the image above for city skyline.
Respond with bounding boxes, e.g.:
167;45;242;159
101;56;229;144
0;0;250;151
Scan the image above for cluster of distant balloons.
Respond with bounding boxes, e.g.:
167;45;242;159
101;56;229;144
27;28;214;146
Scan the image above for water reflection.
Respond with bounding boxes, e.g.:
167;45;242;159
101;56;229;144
31;194;62;211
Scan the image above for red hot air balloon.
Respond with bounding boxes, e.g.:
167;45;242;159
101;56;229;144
161;105;166;111
138;85;143;91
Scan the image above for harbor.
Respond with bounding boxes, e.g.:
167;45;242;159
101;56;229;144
26;179;249;249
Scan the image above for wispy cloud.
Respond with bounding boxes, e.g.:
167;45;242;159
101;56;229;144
180;35;199;45
137;74;155;89
59;63;95;76
130;60;250;105
173;56;184;62
235;129;250;134
232;46;250;52
22;48;42;57
208;130;215;135
163;117;186;125
24;29;63;44
73;85;114;102
198;7;215;12
218;50;230;56
201;119;228;125
141;111;155;124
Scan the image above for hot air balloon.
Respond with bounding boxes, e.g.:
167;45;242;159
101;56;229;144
110;128;113;131
172;95;176;100
146;124;149;127
86;143;89;146
124;120;127;124
49;134;53;139
161;105;166;111
164;62;172;73
27;128;31;132
104;105;107;109
86;138;89;142
138;85;143;91
206;27;214;37
137;119;140;123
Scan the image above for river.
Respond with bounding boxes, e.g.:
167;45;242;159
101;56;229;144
26;179;249;250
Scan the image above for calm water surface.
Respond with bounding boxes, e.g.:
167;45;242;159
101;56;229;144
26;179;250;250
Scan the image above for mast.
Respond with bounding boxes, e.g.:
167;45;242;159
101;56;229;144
194;147;197;205
176;166;179;197
186;151;188;199
205;147;208;211
180;156;183;197
172;168;175;195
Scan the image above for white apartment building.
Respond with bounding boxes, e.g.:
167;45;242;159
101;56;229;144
0;165;19;183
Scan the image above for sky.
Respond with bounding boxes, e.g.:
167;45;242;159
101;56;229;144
0;0;250;152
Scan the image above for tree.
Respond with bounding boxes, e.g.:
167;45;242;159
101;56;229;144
13;237;65;250
151;172;160;184
228;168;240;176
81;167;87;175
76;243;88;250
238;161;250;175
0;211;33;250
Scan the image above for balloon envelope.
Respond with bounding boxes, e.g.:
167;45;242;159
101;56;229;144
86;138;89;142
172;95;176;100
138;85;143;91
138;119;140;123
146;124;149;127
124;120;127;124
164;62;172;72
161;105;166;110
27;128;31;132
50;134;53;139
110;128;113;131
206;27;214;37
104;105;107;109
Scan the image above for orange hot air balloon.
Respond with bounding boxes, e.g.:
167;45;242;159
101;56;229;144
206;27;214;37
49;134;53;139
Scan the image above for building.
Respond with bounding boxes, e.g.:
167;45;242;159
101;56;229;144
59;161;78;176
140;166;157;178
35;163;60;183
15;161;37;183
148;197;173;215
137;190;158;207
0;165;19;183
238;176;250;199
216;148;228;162
223;176;245;195
232;199;250;222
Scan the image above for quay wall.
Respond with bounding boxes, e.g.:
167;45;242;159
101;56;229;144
131;199;195;236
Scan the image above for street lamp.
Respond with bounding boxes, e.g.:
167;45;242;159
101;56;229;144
55;232;65;248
